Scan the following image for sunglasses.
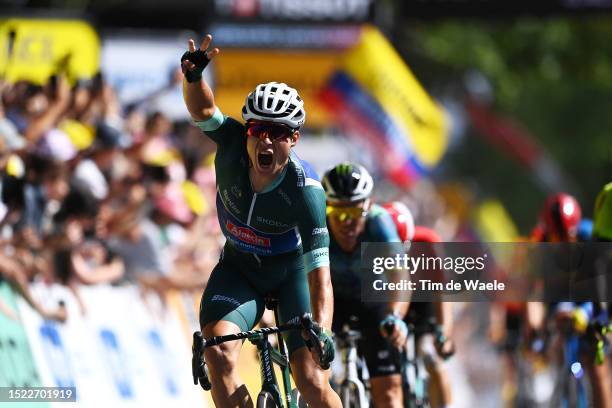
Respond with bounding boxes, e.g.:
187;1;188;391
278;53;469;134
326;204;369;222
246;123;295;141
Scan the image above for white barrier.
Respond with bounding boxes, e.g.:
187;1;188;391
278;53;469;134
14;283;205;408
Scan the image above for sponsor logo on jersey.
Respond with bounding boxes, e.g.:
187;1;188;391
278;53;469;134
311;248;329;260
312;227;328;235
256;216;291;229
278;188;292;206
226;220;271;247
296;167;304;187
212;295;241;307
222;190;241;214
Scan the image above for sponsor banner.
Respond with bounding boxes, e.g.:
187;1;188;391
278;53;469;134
361;242;612;302
210;23;362;49
16;283;204;407
212;48;341;128
101;34;209;121
213;0;374;22
0;19;100;85
4;282;291;407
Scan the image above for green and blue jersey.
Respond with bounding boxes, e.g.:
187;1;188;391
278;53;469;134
195;108;329;274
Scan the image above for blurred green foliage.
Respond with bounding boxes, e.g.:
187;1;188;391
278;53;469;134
397;17;612;231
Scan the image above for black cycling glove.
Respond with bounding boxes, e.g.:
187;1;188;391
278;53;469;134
181;49;211;83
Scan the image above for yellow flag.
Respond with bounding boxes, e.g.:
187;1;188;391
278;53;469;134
474;200;519;242
343;25;448;167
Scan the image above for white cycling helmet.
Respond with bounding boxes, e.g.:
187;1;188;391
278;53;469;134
242;82;306;129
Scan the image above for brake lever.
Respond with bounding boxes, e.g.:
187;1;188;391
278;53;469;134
192;331;211;390
301;314;325;364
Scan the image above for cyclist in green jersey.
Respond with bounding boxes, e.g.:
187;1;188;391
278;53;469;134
593;183;612;310
181;35;341;407
322;163;410;408
594;182;612;242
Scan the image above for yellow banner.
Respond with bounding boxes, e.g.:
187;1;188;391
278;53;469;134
212;49;341;128
0;19;100;84
342;25;449;167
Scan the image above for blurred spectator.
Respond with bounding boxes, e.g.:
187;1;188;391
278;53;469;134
72;122;125;201
51;186;124;314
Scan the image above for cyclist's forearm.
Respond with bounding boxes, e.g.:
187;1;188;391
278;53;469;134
307;266;334;329
436;302;454;335
183;79;217;121
526;301;546;331
387;301;409;319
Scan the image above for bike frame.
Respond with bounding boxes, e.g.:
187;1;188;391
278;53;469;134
402;322;432;408
339;331;370;408
248;307;298;408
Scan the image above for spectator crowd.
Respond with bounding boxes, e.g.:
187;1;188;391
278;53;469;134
0;69;223;322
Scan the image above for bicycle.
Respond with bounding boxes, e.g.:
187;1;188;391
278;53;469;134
334;318;370;408
392;318;454;408
551;324;591;408
513;331;551;408
398;321;430;408
551;318;611;408
191;299;324;408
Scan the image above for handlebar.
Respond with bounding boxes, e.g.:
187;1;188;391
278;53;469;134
191;314;326;390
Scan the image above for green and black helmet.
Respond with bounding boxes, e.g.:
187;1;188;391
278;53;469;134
322;162;374;204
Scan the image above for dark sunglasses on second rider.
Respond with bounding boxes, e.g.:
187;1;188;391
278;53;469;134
246;122;296;141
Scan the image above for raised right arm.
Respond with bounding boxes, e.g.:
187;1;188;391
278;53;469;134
181;35;220;121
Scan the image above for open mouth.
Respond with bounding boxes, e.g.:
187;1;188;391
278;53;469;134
258;152;274;168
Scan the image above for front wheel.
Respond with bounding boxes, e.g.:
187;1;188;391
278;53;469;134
257;391;280;408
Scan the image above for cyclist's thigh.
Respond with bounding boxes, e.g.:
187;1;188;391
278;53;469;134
362;306;402;378
330;294;361;333
199;259;265;333
276;261;311;357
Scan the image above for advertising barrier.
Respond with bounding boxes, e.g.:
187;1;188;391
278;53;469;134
9;283;205;407
0;282;49;408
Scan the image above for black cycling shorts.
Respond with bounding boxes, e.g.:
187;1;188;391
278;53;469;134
333;296;402;378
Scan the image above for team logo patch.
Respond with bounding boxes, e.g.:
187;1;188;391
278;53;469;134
226;220;271;247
